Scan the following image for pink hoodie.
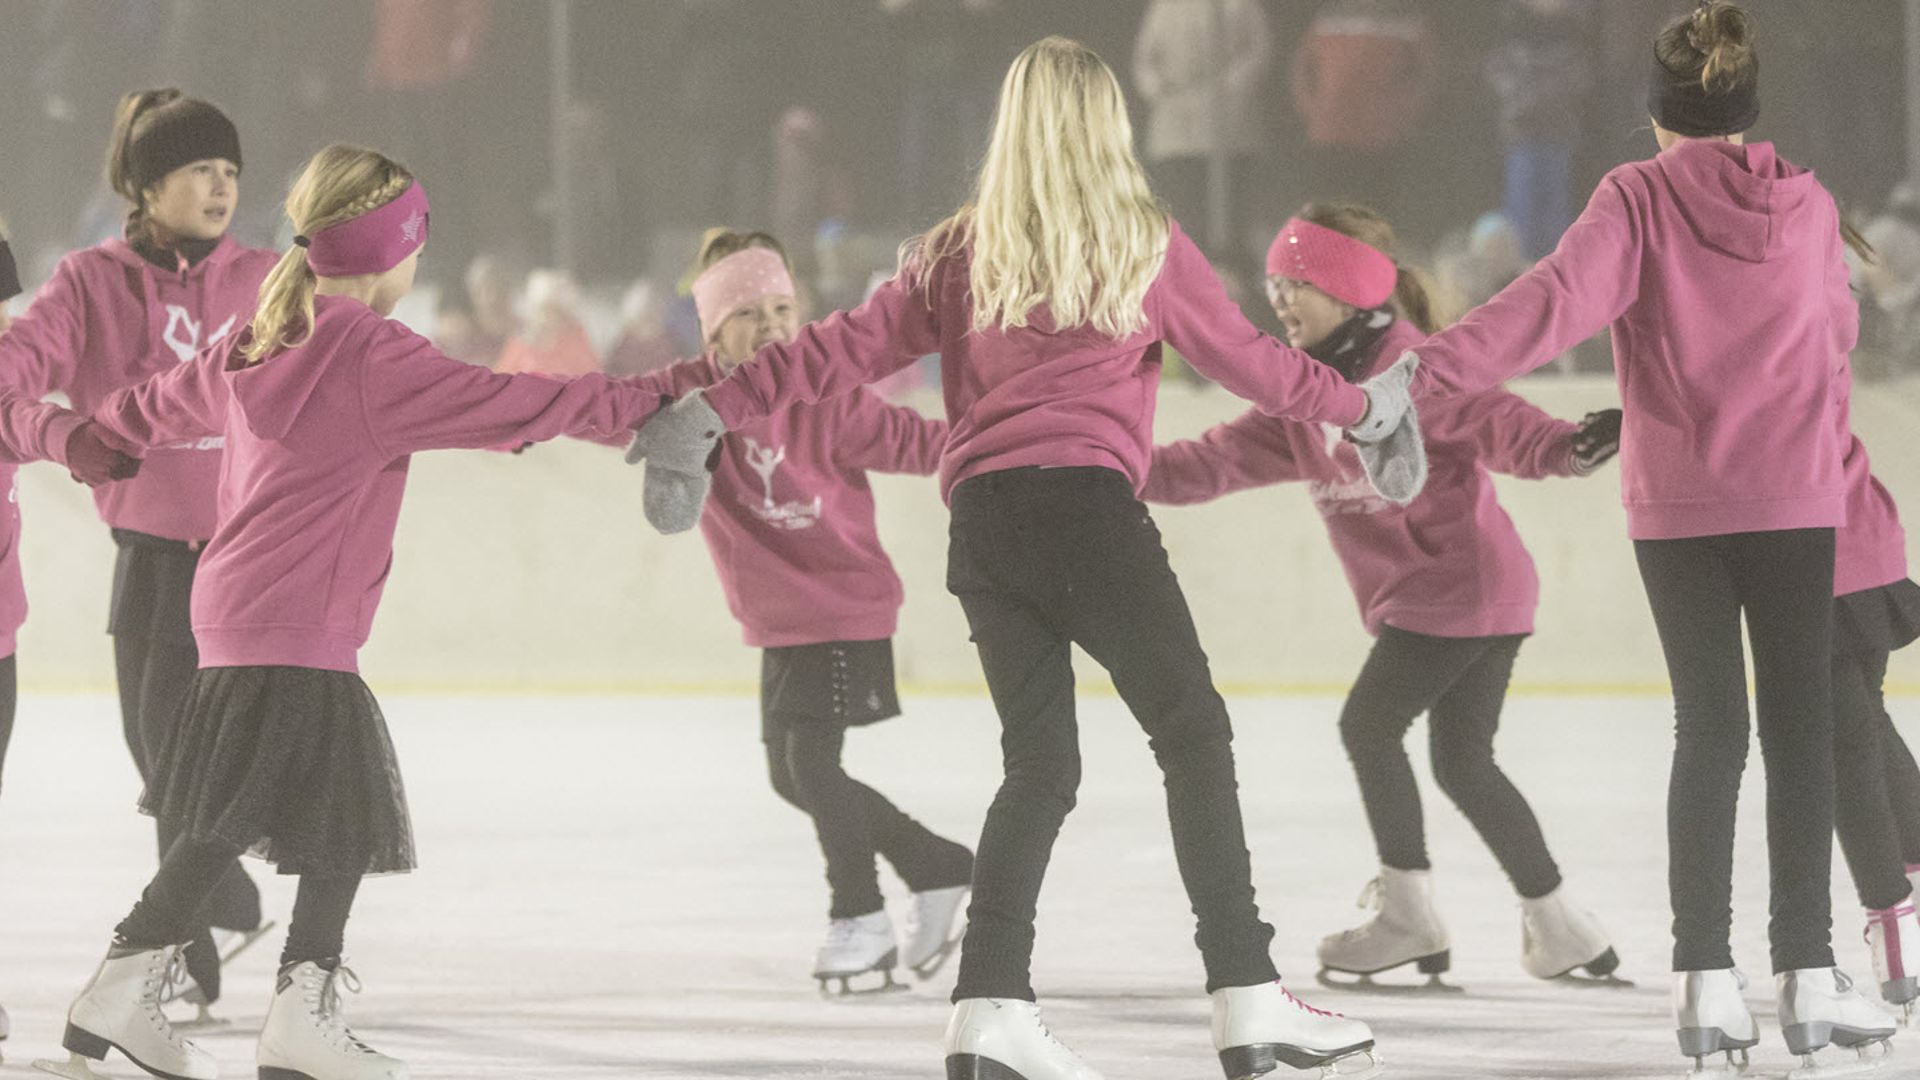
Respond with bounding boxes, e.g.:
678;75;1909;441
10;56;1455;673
94;294;661;672
648;358;945;647
0;235;277;541
702;219;1368;501
1406;141;1854;541
1145;319;1580;637
0;391;97;656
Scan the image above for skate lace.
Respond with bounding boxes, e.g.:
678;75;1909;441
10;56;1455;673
308;964;375;1055
824;919;861;948
157;948;190;1005
143;950;191;1048
1865;902;1916;945
1282;985;1343;1020
1354;878;1383;912
1832;968;1856;994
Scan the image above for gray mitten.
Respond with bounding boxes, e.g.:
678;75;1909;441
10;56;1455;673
1347;351;1419;445
1354;402;1428;506
626;390;727;534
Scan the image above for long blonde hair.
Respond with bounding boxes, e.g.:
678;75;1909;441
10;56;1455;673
243;144;414;365
909;36;1167;339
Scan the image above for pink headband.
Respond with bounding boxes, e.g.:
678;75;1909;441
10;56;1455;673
692;247;795;343
1266;217;1398;310
299;180;430;277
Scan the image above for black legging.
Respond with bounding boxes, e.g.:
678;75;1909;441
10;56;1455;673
111;535;262;941
1339;628;1563;899
946;467;1277;1002
1635;528;1837;975
763;725;973;919
116;834;359;974
1832;644;1920;911
0;653;15;792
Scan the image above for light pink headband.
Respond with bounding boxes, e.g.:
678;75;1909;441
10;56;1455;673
692;247;795;344
1266;217;1398;310
298;180;430;277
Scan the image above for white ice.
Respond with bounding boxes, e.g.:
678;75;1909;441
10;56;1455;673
0;691;1913;1079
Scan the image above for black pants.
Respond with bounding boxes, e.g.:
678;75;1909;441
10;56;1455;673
946;467;1276;1001
1832;645;1920;910
1340;628;1563;899
115;835;360;989
110;534;261;960
0;653;14;791
764;725;973;920
1635;528;1837;974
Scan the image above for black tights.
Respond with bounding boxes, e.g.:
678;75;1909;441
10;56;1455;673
116;834;361;993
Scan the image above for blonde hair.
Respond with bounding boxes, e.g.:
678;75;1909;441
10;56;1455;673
909;36;1167;339
243;144;414;365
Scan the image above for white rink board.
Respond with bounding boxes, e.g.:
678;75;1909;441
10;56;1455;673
0;691;1910;1079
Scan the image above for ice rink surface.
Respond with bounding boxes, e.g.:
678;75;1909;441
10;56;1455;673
0;691;1914;1080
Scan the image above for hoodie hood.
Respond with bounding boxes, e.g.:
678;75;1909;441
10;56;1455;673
1653;140;1818;264
99;231;251;277
227;294;373;441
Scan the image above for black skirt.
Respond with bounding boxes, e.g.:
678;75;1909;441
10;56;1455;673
140;666;415;877
760;639;901;741
1835;579;1920;659
107;529;200;642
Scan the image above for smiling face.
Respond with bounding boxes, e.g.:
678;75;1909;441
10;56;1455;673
1265;276;1355;352
711;292;800;373
145;158;239;243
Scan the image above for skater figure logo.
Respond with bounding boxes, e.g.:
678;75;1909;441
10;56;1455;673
1312;424;1394;516
161;304;237;363
740;437;821;531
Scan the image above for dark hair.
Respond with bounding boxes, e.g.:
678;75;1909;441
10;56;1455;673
1655;1;1756;94
1298;202;1443;334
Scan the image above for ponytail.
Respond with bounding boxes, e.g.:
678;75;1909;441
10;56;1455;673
1688;1;1756;93
105;88;184;245
1390;264;1443;335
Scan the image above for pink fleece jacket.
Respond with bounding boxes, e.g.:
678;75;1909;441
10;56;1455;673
0;389;97;656
702;219;1368;501
1406;141;1854;541
1145;319;1580;637
94;294;661;672
648;357;945;647
0;235;277;541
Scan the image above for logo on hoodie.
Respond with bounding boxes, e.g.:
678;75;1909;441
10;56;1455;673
162;305;237;364
740;437;820;531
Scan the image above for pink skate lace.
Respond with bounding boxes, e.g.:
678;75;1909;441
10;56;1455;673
1278;982;1344;1019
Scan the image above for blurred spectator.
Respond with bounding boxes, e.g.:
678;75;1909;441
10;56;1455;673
770;106;854;283
1132;0;1273;255
883;0;1005;227
603;279;680;377
496;269;600;376
454;255;520;368
432;288;487;365
1856;182;1920;377
1486;0;1593;261
1291;0;1435;218
1434;211;1526;312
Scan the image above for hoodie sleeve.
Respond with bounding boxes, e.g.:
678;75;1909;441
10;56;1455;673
1142;408;1303;505
358;329;662;458
1422;388;1579;480
1410;178;1642;399
0;256;88;398
92;344;231;450
833;391;947;476
1156;223;1370;427
0;393;87;467
700;273;940;430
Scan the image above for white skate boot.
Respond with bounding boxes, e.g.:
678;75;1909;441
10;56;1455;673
1865;900;1920;1023
1674;968;1759;1074
32;944;217;1080
258;961;409;1080
904;885;969;980
1212;980;1381;1079
1520;886;1627;985
1777;967;1896;1078
813;910;903;996
943;998;1102;1080
1315;868;1454;992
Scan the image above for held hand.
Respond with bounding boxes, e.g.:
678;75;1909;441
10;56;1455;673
65;420;142;486
1570;408;1622;476
1347;351;1419;445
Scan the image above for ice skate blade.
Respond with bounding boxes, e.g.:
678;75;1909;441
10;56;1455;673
33;1055;110;1080
1783;1022;1897;1057
1218;1040;1381;1079
945;1053;1029;1080
217;918;277;964
911;932;964;981
816;968;908;999
1316;966;1461;995
1784;1046;1894;1079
